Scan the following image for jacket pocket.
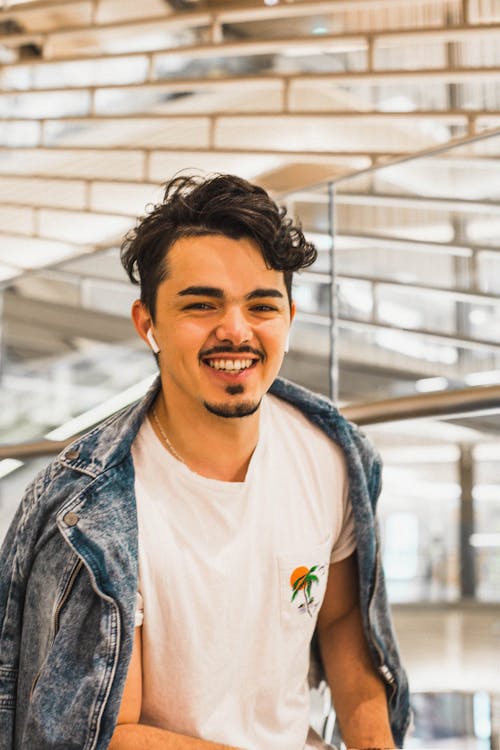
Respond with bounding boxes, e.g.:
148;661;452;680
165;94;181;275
30;556;83;701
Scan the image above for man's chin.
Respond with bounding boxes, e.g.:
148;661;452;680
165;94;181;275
203;399;261;419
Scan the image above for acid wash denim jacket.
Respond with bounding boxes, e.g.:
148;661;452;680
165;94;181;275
0;376;410;750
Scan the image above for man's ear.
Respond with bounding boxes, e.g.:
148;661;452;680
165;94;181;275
131;300;154;349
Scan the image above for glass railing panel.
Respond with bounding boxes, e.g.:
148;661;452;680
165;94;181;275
363;414;500;605
0;344;157;444
405;691;492;749
331;131;500;401
365;425;461;603
281;130;500;403
0;248;158;444
284;320;500;402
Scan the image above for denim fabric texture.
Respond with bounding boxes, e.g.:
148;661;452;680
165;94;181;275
0;376;410;749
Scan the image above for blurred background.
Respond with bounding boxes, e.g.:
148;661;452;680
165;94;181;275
0;0;499;747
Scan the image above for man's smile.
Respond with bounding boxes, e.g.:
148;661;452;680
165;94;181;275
205;358;257;372
200;354;260;381
199;345;264;377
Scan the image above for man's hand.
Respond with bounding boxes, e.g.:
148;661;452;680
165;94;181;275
317;553;396;750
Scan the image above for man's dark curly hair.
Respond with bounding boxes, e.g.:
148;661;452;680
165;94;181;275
120;173;317;320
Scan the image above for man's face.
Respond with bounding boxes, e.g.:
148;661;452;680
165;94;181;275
135;234;294;419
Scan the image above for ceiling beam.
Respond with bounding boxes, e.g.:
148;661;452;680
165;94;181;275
0;0;459;34
296;270;500;305
294;311;500;351
1;67;500;98
336;232;498;258
2;23;499;69
336;191;500;214
338;317;500;352
338;273;500;306
0;112;479;124
3;290;134;342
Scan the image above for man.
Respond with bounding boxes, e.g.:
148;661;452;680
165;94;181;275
0;175;409;750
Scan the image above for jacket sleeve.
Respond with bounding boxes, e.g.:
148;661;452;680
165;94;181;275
0;472;47;750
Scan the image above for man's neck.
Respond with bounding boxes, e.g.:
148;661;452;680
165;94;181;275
151;388;262;483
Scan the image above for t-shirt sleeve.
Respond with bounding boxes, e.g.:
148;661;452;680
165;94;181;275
330;477;356;564
134;590;144;628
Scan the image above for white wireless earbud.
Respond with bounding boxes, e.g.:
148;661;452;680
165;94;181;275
284;332;290;354
146;328;160;354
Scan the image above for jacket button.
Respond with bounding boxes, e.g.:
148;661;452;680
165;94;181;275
66;449;80;461
63;511;79;527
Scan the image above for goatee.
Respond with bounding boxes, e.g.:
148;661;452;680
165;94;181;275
203;399;261;419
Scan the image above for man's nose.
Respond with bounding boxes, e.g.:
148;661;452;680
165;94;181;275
215;306;252;345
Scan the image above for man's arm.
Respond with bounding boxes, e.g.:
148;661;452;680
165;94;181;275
108;627;241;750
316;552;396;750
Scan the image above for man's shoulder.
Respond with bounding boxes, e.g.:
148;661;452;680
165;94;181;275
269;377;380;467
21;377;159;510
269;377;337;418
269;377;353;440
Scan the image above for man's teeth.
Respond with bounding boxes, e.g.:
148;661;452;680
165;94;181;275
206;359;255;371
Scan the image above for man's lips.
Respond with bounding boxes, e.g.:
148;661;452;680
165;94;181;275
199;345;264;360
199;347;263;376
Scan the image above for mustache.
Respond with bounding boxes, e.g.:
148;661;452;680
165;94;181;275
200;345;265;359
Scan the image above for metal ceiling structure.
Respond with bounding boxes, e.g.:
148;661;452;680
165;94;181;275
0;0;499;258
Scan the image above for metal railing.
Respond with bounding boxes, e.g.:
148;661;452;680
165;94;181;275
1;383;498;461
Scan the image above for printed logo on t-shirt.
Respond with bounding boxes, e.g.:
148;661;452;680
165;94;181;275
290;564;327;617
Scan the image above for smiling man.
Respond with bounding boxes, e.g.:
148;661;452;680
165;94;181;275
0;175;409;750
131;232;295;483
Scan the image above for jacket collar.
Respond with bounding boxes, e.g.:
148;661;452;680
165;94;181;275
59;376;161;478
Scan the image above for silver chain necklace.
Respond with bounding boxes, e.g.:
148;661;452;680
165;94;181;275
151;407;186;465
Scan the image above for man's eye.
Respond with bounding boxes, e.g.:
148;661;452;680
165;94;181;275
183;302;214;310
251;304;278;312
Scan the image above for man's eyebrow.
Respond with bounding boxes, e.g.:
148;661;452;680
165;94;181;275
177;286;284;300
246;288;284;300
177;286;224;298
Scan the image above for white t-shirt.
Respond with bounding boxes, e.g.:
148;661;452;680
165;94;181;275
132;393;355;750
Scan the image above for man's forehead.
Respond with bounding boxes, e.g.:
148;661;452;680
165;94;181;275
169;233;266;262
165;234;286;287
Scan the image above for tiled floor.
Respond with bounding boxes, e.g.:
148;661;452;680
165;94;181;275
392;604;500;694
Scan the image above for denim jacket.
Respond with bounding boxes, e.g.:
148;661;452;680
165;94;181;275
0;377;410;750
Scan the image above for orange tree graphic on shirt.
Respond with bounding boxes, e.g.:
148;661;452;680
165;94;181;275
290;565;319;617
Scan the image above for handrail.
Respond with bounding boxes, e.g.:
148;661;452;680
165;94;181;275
1;384;498;462
343;383;500;426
